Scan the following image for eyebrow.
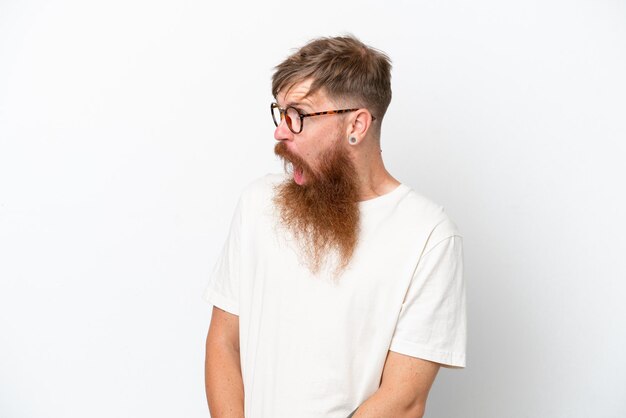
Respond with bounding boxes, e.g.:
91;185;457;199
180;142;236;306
285;100;312;110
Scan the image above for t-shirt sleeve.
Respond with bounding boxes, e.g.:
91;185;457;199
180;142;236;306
202;196;244;316
389;220;466;368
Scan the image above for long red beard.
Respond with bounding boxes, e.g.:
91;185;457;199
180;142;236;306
273;140;361;279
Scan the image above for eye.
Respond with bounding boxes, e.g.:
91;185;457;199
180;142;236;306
286;107;300;119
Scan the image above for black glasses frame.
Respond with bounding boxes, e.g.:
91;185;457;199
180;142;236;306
270;102;376;134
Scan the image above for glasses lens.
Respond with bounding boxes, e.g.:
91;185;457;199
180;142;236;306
271;104;281;127
270;105;301;133
285;107;301;133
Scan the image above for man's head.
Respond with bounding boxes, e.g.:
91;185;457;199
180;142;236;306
272;35;392;139
271;35;392;278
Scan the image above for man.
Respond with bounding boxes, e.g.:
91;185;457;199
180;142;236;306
204;35;466;418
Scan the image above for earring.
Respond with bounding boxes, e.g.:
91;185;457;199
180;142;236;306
349;136;357;144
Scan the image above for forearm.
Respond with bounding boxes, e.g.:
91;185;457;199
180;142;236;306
352;387;424;418
205;342;245;418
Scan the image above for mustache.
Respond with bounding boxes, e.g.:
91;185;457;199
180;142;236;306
274;142;312;175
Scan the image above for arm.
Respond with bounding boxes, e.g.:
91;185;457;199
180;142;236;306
205;306;245;418
352;350;440;418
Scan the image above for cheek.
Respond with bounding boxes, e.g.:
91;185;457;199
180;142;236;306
294;141;315;161
296;127;335;166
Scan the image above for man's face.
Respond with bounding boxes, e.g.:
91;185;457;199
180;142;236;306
272;79;361;279
272;79;349;185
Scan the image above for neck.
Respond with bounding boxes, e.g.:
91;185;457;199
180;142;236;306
353;151;400;201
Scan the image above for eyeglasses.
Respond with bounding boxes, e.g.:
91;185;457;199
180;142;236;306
271;102;376;134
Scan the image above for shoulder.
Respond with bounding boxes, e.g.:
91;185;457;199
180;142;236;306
236;172;286;207
399;187;462;249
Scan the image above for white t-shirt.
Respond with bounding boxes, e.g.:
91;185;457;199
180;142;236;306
203;173;466;418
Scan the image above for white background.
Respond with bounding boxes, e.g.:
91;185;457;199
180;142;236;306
1;1;625;417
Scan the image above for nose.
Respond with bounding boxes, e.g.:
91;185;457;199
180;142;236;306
274;117;294;142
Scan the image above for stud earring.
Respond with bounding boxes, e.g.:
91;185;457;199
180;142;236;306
349;136;357;144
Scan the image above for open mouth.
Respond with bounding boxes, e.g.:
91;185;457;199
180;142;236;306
293;164;305;185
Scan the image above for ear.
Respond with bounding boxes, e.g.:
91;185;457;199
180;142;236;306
345;109;374;143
